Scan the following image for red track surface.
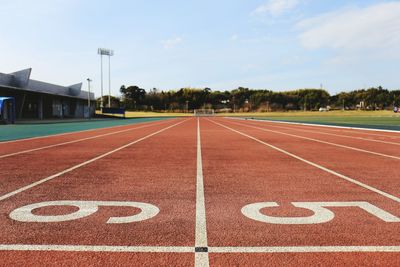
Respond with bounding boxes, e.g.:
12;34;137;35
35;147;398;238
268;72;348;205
209;253;400;266
0;119;174;195
0;117;399;266
216;118;400;197
235;119;400;154
0;251;194;267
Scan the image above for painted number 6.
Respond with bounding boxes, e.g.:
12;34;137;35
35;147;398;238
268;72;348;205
9;200;159;224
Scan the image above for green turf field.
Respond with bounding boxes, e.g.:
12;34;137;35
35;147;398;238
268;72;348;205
0;117;170;142
224;110;400;131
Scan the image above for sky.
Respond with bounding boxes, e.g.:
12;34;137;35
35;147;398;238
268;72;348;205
1;0;400;96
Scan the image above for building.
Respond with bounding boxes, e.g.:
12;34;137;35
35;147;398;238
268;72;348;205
0;68;95;121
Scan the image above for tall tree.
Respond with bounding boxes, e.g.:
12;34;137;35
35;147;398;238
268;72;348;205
120;85;146;109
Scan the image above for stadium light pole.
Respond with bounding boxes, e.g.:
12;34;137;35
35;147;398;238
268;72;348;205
108;51;114;107
86;78;92;119
98;49;103;108
98;48;114;108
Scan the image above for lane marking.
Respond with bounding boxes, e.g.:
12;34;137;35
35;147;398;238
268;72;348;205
228;120;400;161
0;244;193;253
0;118;171;144
9;200;159;223
195;118;210;267
209;119;400;203
0;120;170;159
228;117;400;134
0;244;399;253
209;246;400;253
243;119;400;146
242;201;400;225
0;120;188;202
195;253;209;266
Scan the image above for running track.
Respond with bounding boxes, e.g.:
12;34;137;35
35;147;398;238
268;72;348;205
0;117;399;266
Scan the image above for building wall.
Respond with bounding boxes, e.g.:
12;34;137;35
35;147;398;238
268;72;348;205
1;86;95;119
75;100;84;118
52;98;62;117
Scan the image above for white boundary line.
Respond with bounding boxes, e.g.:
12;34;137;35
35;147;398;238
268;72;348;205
0;244;193;253
195;118;210;267
0;118;171;144
0;244;399;253
0;120;170;159
227;117;400;134
227;120;400;161
0;120;188;202
208;246;400;253
243;119;400;146
209;119;400;203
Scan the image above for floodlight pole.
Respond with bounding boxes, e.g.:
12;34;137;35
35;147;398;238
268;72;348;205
98;48;114;108
100;54;104;108
108;55;111;107
87;78;92;118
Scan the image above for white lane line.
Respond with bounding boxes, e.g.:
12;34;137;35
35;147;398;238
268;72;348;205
209;119;400;203
0;244;399;253
0;118;171;144
228;120;400;161
245;119;400;146
0;120;170;159
209;246;400;253
0;244;193;253
195;118;210;267
0;120;187;202
195;253;210;267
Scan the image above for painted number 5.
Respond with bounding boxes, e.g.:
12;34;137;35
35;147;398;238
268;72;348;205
9;200;159;224
241;201;400;225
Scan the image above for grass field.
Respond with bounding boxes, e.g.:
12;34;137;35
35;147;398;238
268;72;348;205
106;110;398;117
115;110;400;130
220;110;397;117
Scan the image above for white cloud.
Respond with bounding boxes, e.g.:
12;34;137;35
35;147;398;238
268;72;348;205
162;37;183;49
297;2;400;51
253;0;300;16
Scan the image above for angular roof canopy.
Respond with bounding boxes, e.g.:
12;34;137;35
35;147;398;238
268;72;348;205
0;68;95;100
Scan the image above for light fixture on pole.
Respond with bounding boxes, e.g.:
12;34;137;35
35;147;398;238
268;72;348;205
97;48;114;108
86;78;92;118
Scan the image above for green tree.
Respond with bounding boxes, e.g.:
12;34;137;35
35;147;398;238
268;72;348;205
120;85;146;110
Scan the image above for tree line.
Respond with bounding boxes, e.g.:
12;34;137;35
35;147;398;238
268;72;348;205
96;85;400;112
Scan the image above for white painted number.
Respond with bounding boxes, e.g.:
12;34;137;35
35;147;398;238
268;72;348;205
241;201;400;225
9;200;159;224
